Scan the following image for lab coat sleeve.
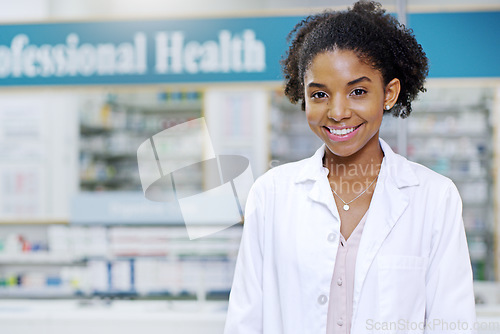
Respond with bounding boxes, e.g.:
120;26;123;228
223;177;266;334
424;180;477;333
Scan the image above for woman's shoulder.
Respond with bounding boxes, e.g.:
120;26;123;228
381;139;453;189
384;147;459;204
382;140;453;190
407;160;453;185
403;158;460;201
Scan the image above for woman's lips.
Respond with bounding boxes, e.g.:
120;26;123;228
323;124;363;142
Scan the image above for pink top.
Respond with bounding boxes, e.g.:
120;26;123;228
326;210;368;334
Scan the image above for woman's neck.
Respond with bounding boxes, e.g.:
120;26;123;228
323;138;384;180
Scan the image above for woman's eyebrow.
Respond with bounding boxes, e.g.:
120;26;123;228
347;76;371;86
306;82;327;89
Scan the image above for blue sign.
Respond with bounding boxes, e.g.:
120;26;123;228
0;11;499;86
409;11;500;78
0;17;297;86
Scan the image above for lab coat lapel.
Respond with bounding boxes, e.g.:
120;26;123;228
351;139;417;319
307;174;340;221
295;144;340;221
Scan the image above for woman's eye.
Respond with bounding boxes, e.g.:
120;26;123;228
351;89;367;96
312;91;327;99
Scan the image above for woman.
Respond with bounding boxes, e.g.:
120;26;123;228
224;1;476;333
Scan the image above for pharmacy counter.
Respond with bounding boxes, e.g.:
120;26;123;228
0;300;227;334
0;300;499;334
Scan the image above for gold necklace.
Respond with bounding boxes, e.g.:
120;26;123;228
330;175;378;211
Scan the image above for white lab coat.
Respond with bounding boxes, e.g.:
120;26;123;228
224;138;476;334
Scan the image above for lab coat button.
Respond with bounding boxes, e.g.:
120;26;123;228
337;278;343;286
327;233;335;242
337;318;344;326
317;294;328;305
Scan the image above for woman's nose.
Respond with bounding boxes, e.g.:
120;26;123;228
326;98;351;121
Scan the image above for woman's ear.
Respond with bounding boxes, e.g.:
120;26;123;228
384;78;401;109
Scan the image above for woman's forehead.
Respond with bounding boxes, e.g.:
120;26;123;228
304;50;383;85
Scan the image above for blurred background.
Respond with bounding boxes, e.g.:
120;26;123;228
0;0;499;333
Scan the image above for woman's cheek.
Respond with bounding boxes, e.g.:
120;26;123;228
305;106;322;125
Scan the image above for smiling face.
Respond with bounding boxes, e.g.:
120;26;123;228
304;49;400;161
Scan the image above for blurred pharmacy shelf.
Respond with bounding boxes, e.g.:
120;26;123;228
270;90;323;165
0;87;269;300
0;224;242;300
79;90;203;192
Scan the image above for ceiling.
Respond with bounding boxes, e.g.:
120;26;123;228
1;0;499;22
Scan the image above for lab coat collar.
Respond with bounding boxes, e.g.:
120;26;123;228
378;138;419;188
294;138;419;189
294;144;330;184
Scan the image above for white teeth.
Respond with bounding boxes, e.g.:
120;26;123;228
328;127;356;135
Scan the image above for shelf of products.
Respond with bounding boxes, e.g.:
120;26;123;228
0;224;241;299
270;90;323;165
0;88;245;300
79;90;203;191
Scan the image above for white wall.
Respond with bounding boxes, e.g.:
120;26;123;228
1;0;499;23
0;0;48;22
0;92;79;221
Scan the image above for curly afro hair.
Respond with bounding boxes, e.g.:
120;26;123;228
281;0;429;118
